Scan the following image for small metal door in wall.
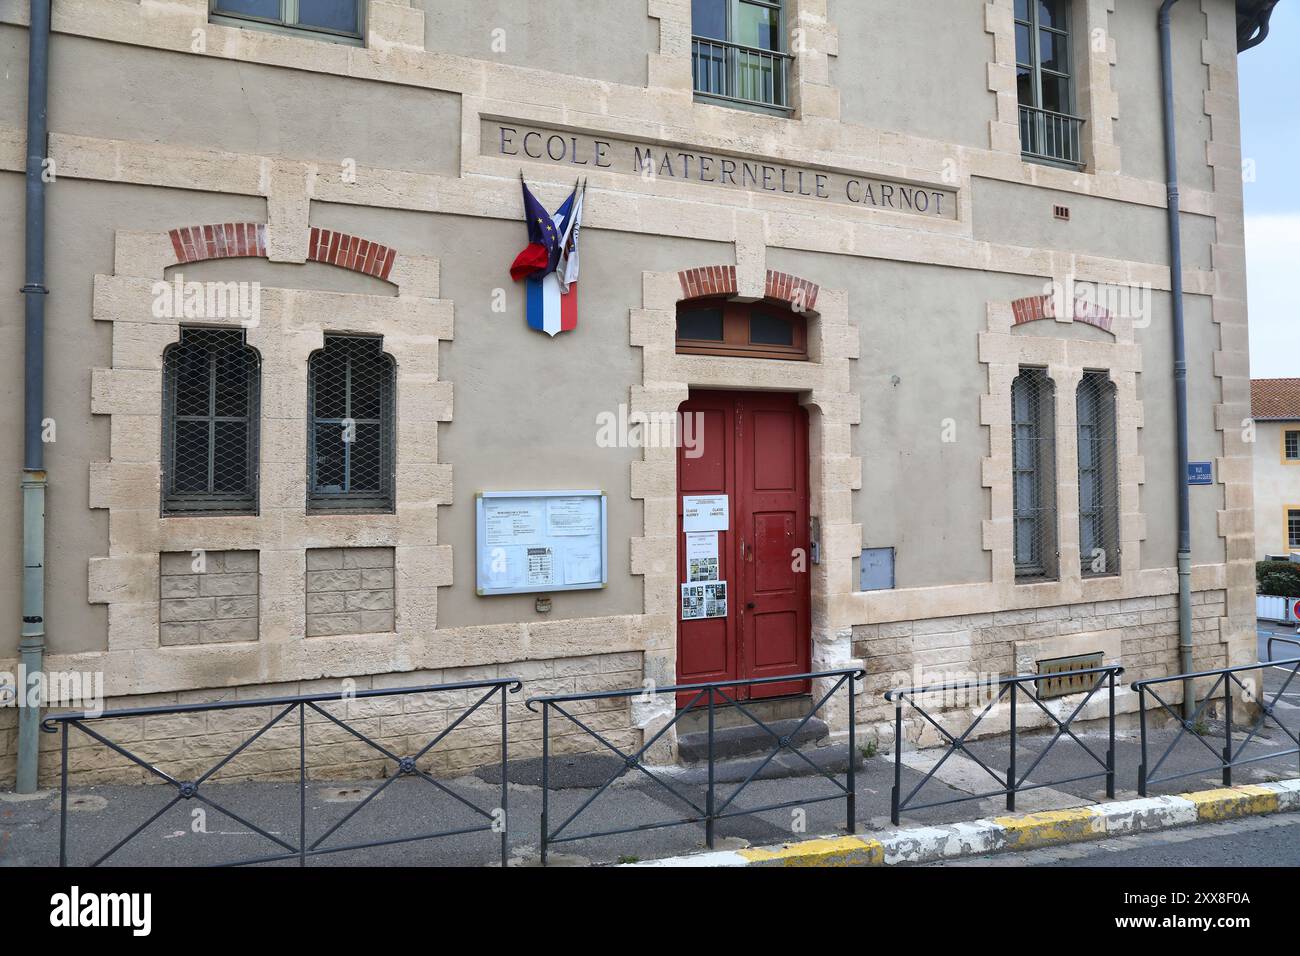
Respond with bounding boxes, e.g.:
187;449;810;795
676;390;811;705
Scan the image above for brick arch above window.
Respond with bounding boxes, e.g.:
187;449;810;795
166;223;398;283
677;266;820;312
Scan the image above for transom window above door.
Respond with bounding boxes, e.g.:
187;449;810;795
1015;0;1084;168
676;298;807;360
210;0;365;44
691;0;792;113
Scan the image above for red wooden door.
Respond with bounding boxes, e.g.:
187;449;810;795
677;391;810;705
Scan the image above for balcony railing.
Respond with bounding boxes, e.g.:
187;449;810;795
1019;104;1086;168
692;36;793;111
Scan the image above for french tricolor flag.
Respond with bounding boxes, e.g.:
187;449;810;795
511;176;584;338
526;272;578;337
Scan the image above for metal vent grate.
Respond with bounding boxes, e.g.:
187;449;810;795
308;334;395;512
1036;652;1104;699
162;327;260;515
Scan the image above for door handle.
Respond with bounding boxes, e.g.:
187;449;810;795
746;602;755;610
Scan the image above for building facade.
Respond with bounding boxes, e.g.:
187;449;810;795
1251;379;1300;559
0;0;1273;786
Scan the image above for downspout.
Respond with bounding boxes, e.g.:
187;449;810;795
1157;0;1196;719
17;0;50;793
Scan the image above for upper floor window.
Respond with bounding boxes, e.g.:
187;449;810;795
1012;367;1058;580
308;335;396;512
1290;508;1300;550
210;0;365;44
162;327;260;516
1015;0;1084;168
676;298;807;360
691;0;792;113
1077;371;1119;577
1284;429;1299;461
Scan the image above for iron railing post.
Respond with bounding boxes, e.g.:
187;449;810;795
500;684;509;869
1107;668;1116;799
1222;677;1233;788
298;701;307;867
890;699;902;826
847;677;857;834
540;703;550;866
1138;684;1148;797
1007;682;1017;812
58;721;68;867
706;686;716;850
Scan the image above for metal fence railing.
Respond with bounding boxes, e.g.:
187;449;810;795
885;665;1122;825
1019;104;1086;167
42;677;521;867
525;668;864;864
1134;647;1300;796
691;36;793;110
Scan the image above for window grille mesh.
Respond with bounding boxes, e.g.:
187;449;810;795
308;335;395;512
162;327;260;515
1077;371;1120;577
1012;367;1058;580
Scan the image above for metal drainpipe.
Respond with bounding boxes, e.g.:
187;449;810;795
1158;0;1196;720
17;0;51;793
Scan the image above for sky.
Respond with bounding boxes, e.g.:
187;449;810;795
1240;3;1300;379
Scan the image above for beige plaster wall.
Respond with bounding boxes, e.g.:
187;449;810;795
1253;421;1300;558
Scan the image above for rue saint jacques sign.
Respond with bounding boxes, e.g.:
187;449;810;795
485;120;958;222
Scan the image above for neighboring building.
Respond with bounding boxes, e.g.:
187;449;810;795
1251;379;1300;559
0;0;1278;786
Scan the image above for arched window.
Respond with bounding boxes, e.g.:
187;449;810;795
162;327;260;515
1077;371;1119;577
308;334;396;512
675;298;807;360
1012;366;1058;580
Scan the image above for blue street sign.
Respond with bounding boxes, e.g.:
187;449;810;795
1187;461;1214;485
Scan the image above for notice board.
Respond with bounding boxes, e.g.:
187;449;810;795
475;490;608;595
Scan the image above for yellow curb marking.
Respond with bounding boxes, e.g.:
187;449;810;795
738;835;884;867
991;807;1104;848
1179;785;1280;821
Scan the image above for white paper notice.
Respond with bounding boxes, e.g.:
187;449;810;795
546;497;599;536
485;504;542;547
526;547;554;587
685;531;720;582
563;544;602;585
680;581;727;620
682;495;729;532
483;545;525;589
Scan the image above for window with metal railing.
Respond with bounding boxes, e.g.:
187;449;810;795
1012;367;1058;580
162;327;261;516
1015;0;1085;167
691;0;792;111
1077;371;1120;577
308;334;395;512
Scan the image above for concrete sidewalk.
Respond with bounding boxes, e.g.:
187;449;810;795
2;699;1297;866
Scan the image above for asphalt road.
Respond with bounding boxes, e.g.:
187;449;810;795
929;812;1300;866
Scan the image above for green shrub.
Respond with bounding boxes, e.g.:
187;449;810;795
1257;560;1300;597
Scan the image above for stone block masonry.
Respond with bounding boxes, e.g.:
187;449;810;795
160;551;260;646
35;653;646;788
306;548;396;637
851;589;1229;747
